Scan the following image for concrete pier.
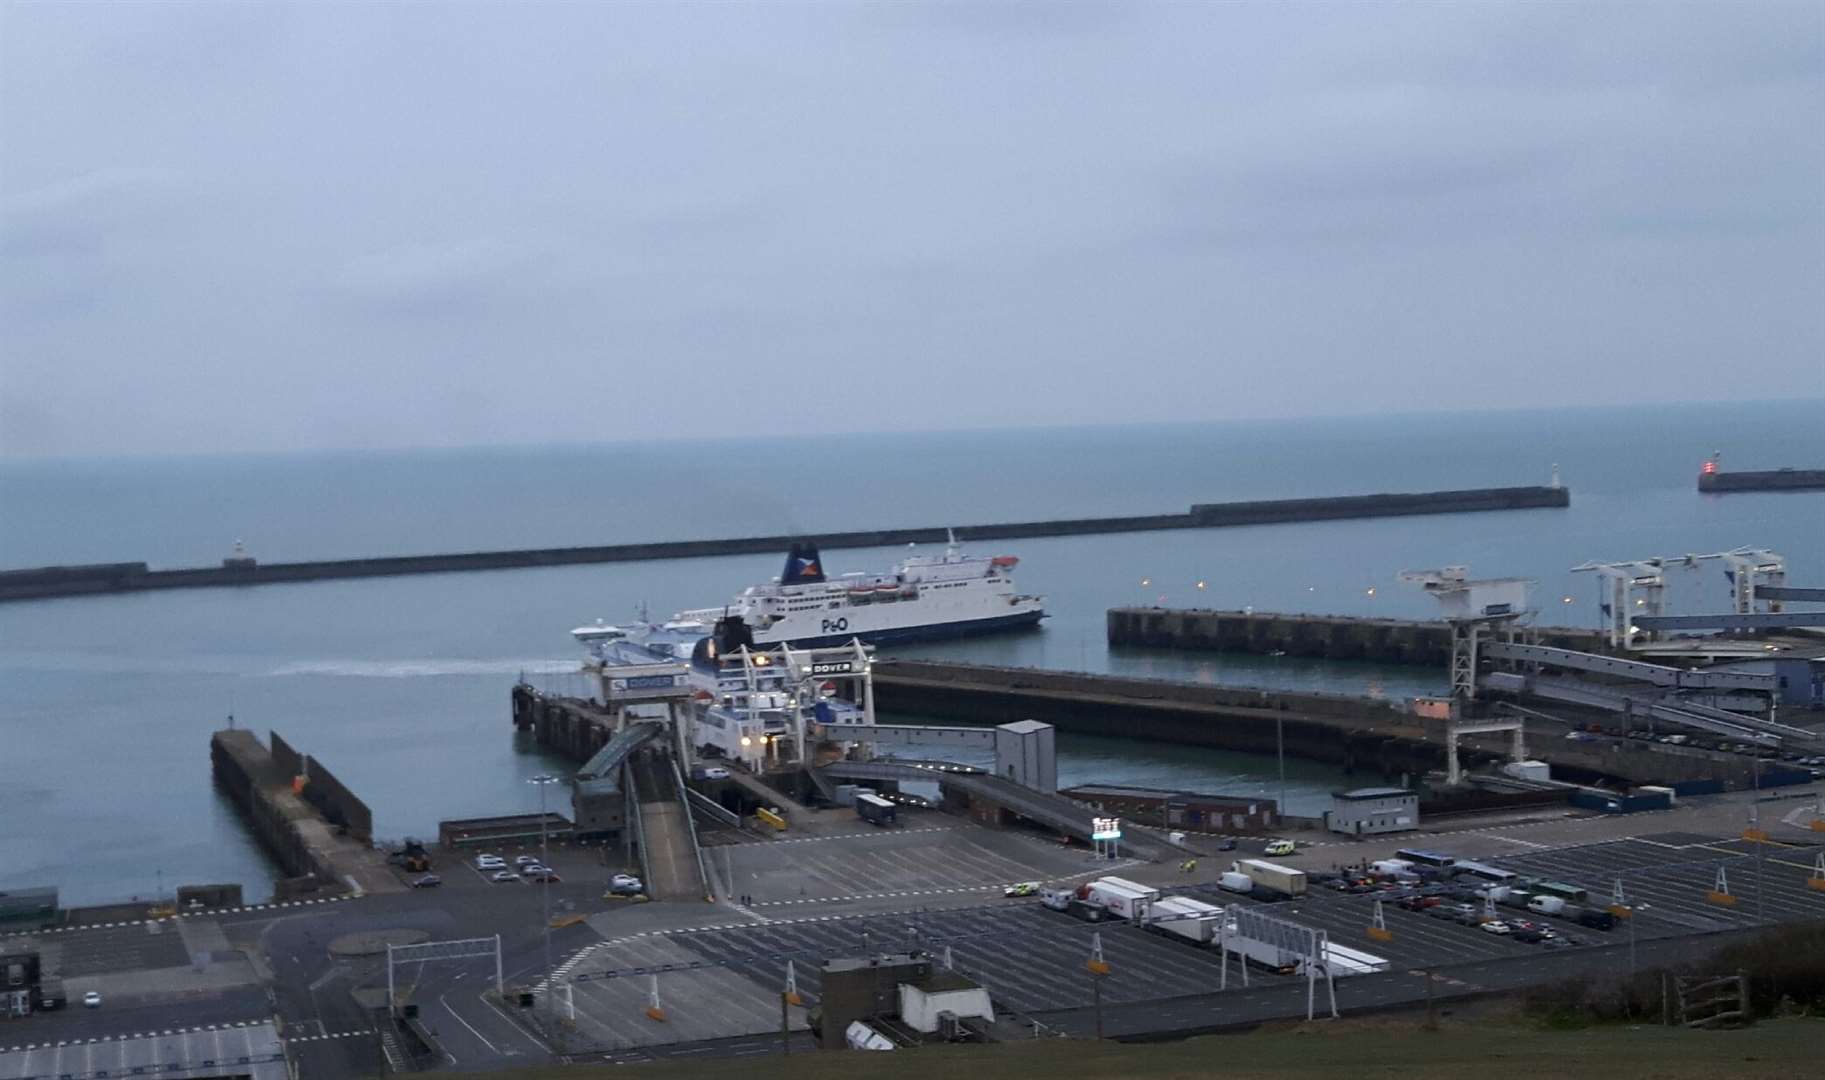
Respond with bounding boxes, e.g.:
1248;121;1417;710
0;484;1569;603
209;729;402;898
512;683;617;762
1107;607;1609;665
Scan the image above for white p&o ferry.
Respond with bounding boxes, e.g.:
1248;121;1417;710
670;536;1045;648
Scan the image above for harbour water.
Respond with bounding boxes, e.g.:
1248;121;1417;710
1;400;1819;904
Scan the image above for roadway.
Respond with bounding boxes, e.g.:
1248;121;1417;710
631;752;707;902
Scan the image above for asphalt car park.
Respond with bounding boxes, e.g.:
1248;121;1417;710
393;840;639;896
546;822;1825;1053
1486;835;1825;936
16;920;195;979
552;881;1561;1055
1187;883;1561;968
714;817;1111;909
0;1019;286;1080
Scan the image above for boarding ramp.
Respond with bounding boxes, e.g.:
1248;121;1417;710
666;754;714;899
578;721;665;780
1482;641;1776;691
1757;586;1825;603
862;724;996;749
821;760;1182;860
629;751;709;901
1633;612;1825;632
1512;675;1784;747
684;786;742;829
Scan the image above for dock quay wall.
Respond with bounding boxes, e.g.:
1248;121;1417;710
269;731;373;841
1697;468;1825;493
513;684;616;763
871;660;1771;790
0;485;1569;603
873;660;1443;779
209;729;403;898
1107;608;1609;665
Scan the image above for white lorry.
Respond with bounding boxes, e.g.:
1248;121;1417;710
1083;878;1157;921
845;1021;896;1051
1231;859;1306;898
1148;895;1224;943
1217;921;1302;973
1040;886;1107;923
1312;942;1391;978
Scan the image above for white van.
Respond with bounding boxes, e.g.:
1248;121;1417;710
1526;895;1567;917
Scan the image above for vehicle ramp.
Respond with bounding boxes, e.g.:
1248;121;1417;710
1481;641;1775;691
629;751;709;901
577;720;665;780
1515;675;1788;747
821;760;1184;860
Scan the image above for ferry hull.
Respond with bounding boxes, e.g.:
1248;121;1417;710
757;609;1044;649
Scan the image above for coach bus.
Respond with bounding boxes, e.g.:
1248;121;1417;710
1451;860;1518;886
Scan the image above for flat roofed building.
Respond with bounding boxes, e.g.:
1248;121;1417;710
1327;787;1419;836
1061;783;1278;832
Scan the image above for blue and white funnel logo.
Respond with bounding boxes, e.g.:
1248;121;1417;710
781;543;827;585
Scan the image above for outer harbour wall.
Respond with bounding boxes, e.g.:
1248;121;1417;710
0;485;1569;602
1697;469;1825;493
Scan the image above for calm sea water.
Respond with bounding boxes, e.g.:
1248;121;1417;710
2;401;1819;904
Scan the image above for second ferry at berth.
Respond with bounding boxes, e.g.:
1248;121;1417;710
672;535;1045;648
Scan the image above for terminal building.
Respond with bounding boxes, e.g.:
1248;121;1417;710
1325;787;1419;836
1059;784;1279;833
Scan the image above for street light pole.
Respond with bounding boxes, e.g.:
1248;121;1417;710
1276;713;1287;818
1752;755;1766;923
529;773;561;1020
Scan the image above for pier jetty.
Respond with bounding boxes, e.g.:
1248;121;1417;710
210;729;402;898
0;484;1568;603
1697;467;1825;493
1107;607;1609;665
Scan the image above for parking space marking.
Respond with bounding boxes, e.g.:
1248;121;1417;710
771;826;954;845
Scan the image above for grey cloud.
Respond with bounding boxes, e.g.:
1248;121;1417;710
1;1;1820;458
329;237;553;315
1;168;195;257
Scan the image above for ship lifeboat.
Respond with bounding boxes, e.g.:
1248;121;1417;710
874;583;900;602
991;556;1019;568
847;586;873;603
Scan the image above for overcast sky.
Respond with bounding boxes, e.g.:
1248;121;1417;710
2;1;1821;458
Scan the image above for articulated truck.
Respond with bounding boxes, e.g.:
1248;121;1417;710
1082;877;1158;920
1230;859;1306;898
1148;896;1224;943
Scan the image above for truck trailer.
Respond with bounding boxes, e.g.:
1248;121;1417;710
1231;859;1306;898
855;792;897;827
1040;887;1107;922
1313;942;1391;978
1082;879;1155;921
1217;922;1302;973
1148;896;1224;943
